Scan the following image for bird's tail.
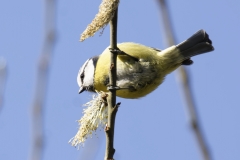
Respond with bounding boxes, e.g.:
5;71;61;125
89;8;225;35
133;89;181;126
176;29;214;63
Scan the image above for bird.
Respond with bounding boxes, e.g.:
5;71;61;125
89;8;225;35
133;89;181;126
77;29;214;99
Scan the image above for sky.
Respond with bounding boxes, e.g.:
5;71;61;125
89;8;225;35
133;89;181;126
0;0;240;160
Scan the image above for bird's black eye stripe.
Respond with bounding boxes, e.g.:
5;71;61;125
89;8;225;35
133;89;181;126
80;73;84;79
80;72;84;83
80;59;90;83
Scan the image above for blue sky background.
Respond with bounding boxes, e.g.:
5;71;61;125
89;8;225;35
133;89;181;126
0;0;240;160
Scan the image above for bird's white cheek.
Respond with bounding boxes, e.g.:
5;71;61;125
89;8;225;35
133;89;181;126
77;59;90;87
77;76;81;87
83;60;95;86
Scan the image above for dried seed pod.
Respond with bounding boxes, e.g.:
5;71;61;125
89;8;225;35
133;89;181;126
80;0;119;41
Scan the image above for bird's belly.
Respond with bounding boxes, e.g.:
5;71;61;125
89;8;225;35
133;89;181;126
95;61;164;99
116;78;164;98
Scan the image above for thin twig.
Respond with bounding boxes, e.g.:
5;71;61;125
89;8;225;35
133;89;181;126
157;0;211;160
30;0;56;160
104;8;119;160
0;57;7;114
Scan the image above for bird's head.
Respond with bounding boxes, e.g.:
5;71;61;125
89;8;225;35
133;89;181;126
77;56;99;94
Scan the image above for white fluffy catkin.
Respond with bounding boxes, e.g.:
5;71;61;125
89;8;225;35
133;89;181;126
69;92;108;148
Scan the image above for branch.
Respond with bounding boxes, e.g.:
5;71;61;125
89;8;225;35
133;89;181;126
104;8;119;160
157;0;211;160
30;0;56;159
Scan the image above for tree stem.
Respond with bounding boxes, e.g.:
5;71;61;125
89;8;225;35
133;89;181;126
104;8;119;160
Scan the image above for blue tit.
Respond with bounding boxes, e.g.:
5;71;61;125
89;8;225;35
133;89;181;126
77;29;214;99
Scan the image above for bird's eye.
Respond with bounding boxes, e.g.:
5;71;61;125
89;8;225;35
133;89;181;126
80;73;84;79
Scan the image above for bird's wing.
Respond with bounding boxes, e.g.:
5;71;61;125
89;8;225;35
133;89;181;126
117;42;161;62
150;47;161;52
117;50;139;62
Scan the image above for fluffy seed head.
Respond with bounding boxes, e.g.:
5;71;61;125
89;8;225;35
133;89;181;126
80;0;120;41
69;92;108;148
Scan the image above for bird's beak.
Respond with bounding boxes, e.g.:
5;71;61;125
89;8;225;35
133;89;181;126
78;87;86;94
